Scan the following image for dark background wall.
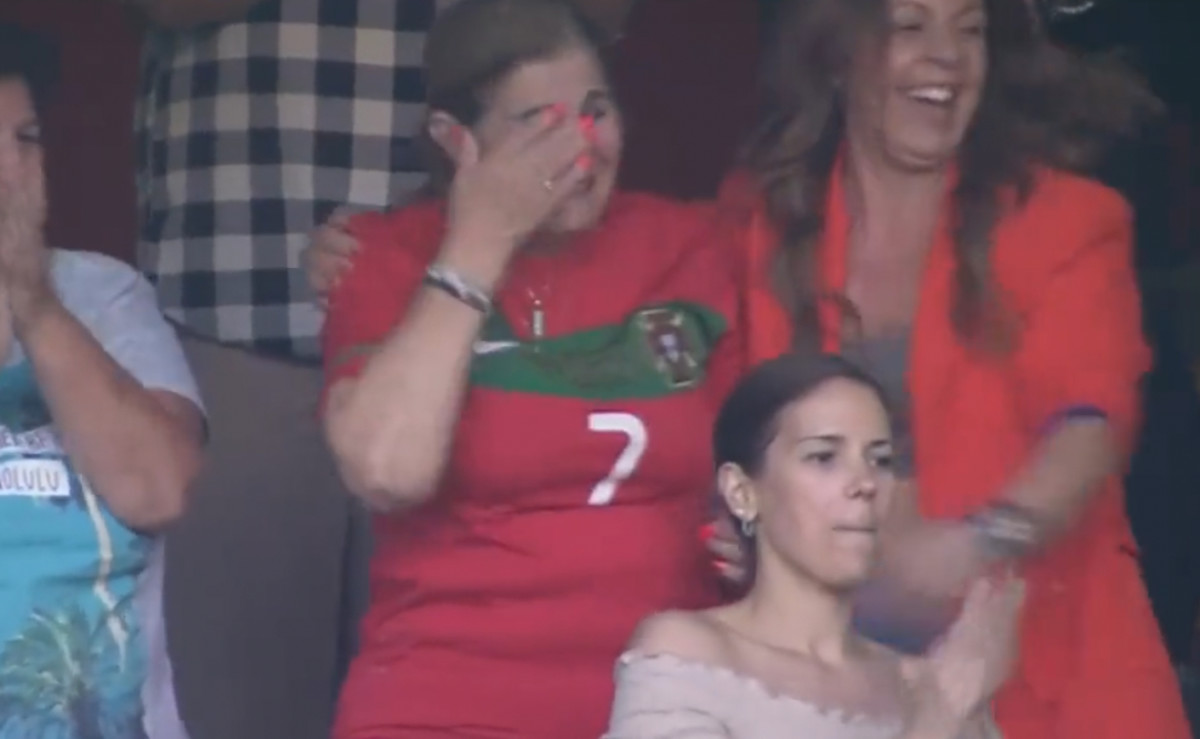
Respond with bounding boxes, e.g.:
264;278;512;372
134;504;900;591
1;1;142;262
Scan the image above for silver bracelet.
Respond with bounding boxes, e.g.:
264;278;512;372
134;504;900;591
423;264;493;315
966;502;1043;561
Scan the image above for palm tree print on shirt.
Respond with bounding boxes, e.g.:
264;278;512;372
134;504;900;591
0;365;129;658
0;361;147;738
0;606;146;739
54;469;130;663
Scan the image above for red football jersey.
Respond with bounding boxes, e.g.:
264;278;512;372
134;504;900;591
323;193;744;738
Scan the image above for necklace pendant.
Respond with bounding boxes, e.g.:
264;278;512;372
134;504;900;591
531;301;545;340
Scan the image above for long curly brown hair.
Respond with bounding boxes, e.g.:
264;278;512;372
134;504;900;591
743;0;1159;350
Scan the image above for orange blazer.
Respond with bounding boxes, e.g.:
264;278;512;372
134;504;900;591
732;164;1190;739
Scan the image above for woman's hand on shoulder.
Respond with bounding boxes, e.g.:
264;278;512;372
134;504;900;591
701;516;752;586
441;107;591;285
901;576;1025;738
305;207;360;308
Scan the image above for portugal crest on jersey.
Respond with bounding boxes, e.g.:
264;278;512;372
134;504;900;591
468;300;726;400
636;308;702;389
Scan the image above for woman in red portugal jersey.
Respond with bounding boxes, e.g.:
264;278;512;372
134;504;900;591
320;1;744;736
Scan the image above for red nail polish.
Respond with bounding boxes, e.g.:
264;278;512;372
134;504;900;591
698;523;716;543
579;115;596;142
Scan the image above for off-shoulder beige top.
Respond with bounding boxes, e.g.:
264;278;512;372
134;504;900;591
604;652;1001;739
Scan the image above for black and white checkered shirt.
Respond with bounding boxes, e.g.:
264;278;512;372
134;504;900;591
136;0;437;361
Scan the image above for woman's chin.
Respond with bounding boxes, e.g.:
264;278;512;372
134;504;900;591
544;205;608;235
820;565;876;594
546;180;616;233
885;140;962;174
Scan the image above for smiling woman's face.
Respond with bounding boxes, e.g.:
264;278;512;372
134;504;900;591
845;0;988;173
730;377;897;591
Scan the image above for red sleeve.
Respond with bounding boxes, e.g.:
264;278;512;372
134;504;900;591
321;204;442;390
1009;182;1148;452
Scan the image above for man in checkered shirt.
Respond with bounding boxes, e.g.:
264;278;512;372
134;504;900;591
131;1;444;737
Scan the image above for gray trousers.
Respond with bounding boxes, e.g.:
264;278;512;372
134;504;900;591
165;335;371;739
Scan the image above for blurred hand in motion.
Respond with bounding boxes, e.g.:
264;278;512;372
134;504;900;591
902;575;1026;737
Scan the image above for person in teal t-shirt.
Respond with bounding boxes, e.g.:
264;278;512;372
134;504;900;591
0;23;205;739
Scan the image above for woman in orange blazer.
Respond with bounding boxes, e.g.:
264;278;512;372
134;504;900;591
725;0;1191;737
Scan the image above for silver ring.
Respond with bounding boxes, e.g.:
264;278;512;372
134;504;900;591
542;179;554;192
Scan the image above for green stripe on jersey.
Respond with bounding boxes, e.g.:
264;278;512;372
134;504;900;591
469;301;727;399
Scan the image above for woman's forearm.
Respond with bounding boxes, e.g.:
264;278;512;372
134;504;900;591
1001;417;1116;542
18;299;203;531
323;230;507;511
325;289;484;511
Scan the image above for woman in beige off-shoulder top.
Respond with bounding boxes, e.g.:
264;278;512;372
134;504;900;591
605;355;1021;739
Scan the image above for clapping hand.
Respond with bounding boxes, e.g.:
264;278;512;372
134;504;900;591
902;576;1026;737
851;515;991;655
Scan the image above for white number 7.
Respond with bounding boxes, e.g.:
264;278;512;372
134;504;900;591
587;412;648;506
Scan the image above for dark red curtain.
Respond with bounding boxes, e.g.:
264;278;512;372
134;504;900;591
613;0;760;199
0;1;143;263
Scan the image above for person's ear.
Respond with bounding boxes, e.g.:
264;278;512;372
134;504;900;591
427;111;478;167
717;462;759;529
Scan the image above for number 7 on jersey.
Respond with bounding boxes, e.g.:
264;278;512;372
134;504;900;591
587;412;648;506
